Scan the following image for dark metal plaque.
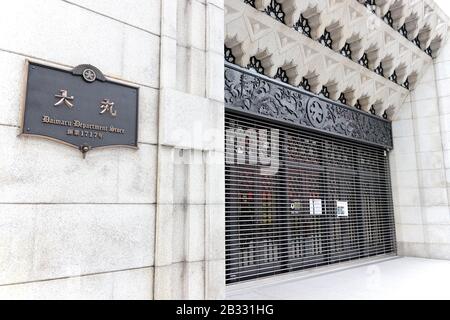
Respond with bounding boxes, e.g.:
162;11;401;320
224;62;393;150
22;61;139;155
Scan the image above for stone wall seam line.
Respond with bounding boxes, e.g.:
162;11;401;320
60;0;161;38
0;266;154;289
0;48;160;91
0;203;157;206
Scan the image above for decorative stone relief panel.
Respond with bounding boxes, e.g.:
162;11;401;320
225;63;393;149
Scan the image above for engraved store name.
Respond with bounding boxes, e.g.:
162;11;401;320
22;62;139;154
42;115;126;134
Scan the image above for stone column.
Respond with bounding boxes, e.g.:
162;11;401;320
392;32;450;259
153;0;225;299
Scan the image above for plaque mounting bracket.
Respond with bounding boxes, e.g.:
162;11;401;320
80;145;91;159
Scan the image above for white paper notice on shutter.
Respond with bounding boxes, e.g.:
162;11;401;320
337;201;349;217
309;199;322;215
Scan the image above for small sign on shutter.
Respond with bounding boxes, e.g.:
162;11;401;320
290;200;302;214
309;199;322;215
337;201;349;217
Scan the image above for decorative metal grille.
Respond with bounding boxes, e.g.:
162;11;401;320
374;63;384;76
338;93;347;105
364;0;377;13
247;56;265;74
340;43;352;59
398;25;408;38
319;30;333;49
294;14;312;38
225;112;396;284
402;78;410;90
389;71;398;83
274;68;289;83
244;0;256;7
300;77;311;91
265;0;285;24
383;11;394;27
225;46;235;64
320;86;330;98
359;53;369;68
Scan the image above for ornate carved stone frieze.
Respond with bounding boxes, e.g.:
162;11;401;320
225;63;393;149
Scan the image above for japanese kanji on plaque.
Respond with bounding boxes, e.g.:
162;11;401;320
21;61;139;156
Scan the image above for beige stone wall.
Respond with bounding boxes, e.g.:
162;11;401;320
0;0;225;300
392;31;450;260
154;0;225;300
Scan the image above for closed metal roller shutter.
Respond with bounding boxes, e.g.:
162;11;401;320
225;111;396;284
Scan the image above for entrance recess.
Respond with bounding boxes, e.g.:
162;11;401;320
224;64;396;284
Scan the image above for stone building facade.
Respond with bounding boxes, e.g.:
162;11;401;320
224;0;450;280
0;0;450;300
0;0;225;299
392;38;450;260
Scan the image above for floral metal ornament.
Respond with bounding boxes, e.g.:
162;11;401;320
265;0;285;24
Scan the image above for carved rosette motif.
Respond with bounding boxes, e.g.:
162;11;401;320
225;64;393;149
